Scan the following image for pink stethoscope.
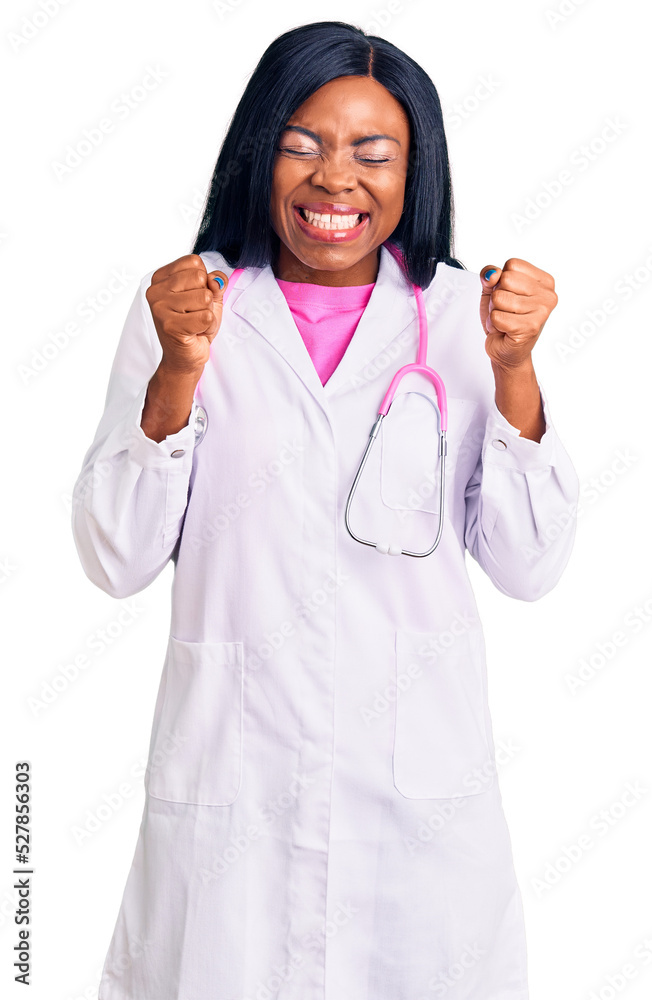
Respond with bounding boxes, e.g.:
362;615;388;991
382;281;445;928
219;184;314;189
344;242;448;557
220;241;448;559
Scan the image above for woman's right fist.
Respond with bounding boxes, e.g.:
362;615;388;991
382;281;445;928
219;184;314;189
145;254;229;376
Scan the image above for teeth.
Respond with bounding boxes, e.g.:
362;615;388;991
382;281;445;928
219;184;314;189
300;208;362;230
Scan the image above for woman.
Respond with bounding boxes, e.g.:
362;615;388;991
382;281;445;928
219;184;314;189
72;20;579;1000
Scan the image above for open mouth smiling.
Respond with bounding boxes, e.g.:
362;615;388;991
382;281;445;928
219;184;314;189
293;204;370;241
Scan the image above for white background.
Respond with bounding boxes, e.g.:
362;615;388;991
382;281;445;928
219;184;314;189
2;0;651;998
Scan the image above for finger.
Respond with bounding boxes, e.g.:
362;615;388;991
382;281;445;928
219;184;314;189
480;265;502;288
206;270;229;302
485;307;501;333
149;268;213;303
502;257;555;289
492;269;551;297
148;266;225;309
166;309;217;337
490;273;535;296
151;288;216;315
197;271;230;341
150;253;207;286
488;288;536;315
485;308;542;335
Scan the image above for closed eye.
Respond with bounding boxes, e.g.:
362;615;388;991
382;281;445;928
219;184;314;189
276;147;391;164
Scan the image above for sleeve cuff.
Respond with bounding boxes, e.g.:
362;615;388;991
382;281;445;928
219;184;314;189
123;383;198;472
482;380;557;471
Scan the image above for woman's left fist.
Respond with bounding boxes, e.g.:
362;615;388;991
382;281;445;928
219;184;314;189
479;258;558;371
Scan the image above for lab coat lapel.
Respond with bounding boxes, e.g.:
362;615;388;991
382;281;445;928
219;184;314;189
228;243;418;413
229;262;327;408
322;244;416;399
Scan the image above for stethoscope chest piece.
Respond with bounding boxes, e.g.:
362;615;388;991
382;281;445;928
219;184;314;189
194;406;208;446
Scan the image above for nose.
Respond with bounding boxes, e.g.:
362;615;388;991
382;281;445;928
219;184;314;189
309;152;357;192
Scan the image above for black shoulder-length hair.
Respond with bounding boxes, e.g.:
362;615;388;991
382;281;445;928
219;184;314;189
191;20;465;289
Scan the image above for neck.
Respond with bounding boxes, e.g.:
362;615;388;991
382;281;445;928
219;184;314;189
272;244;380;286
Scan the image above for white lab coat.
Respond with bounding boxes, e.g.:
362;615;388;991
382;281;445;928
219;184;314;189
72;243;579;1000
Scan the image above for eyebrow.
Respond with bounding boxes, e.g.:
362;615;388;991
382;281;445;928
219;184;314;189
280;125;401;147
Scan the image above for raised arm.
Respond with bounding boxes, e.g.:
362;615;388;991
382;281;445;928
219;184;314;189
71;255;228;597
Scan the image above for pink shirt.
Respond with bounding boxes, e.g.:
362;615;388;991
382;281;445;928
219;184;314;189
276;278;376;386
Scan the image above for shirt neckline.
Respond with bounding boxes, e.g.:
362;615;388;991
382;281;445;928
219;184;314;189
275;277;376;307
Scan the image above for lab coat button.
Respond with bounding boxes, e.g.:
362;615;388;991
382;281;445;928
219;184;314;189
171;449;185;458
491;439;507;451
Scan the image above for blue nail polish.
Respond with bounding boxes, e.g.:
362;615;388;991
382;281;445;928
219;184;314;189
484;269;497;280
213;275;224;289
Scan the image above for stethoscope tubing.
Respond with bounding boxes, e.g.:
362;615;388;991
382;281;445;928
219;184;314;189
345;243;448;557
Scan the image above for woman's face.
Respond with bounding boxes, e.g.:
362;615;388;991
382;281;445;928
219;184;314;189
270;75;411;284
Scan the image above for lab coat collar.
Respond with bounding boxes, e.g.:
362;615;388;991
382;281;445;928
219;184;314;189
229;243;439;413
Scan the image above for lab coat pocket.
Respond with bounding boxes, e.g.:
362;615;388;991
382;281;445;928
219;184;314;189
380;391;476;515
146;636;244;806
392;625;494;799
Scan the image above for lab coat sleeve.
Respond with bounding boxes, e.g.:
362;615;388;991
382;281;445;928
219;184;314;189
463;380;579;601
71;272;200;598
